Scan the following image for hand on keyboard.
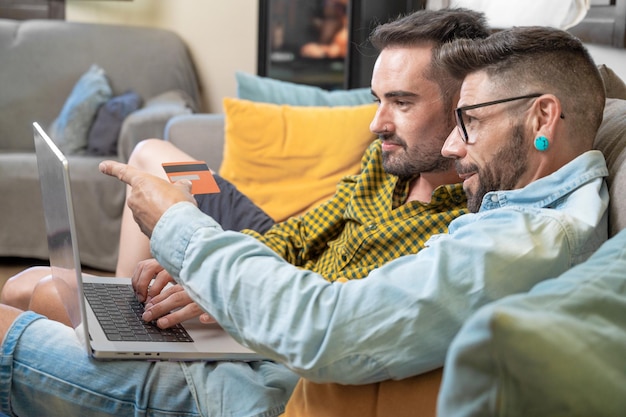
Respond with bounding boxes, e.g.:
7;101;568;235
142;283;216;329
132;258;174;303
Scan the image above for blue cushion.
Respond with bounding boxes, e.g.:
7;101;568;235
235;71;372;106
439;228;626;416
49;64;112;155
87;90;142;156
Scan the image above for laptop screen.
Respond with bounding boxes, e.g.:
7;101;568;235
33;122;85;331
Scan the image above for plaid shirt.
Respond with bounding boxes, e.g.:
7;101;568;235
243;140;467;282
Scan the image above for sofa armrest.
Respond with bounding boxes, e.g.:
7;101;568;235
164;113;225;171
117;89;196;161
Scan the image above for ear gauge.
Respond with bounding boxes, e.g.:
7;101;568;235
534;136;549;151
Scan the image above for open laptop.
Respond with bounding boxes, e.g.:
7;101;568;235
33;122;264;361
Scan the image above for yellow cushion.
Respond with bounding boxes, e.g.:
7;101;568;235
282;369;443;417
219;97;377;221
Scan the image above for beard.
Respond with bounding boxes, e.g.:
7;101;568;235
381;133;454;179
457;124;529;213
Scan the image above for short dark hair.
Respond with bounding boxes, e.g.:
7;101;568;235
369;8;490;109
435;26;606;144
370;8;490;50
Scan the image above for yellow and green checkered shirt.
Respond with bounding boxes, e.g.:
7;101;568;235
243;140;467;282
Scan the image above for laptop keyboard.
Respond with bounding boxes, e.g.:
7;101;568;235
83;283;193;343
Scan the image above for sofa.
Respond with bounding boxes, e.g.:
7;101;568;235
0;18;200;271
163;47;626;415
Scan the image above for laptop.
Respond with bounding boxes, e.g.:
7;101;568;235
33;122;264;361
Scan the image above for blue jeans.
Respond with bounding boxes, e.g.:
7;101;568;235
0;312;298;417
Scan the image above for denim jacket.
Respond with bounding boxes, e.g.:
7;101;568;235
152;150;608;384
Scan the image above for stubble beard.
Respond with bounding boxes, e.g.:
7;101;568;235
381;134;454;180
461;124;529;213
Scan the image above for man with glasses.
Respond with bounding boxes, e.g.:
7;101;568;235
0;25;609;417
450;91;567;212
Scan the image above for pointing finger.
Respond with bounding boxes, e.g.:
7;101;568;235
99;160;140;186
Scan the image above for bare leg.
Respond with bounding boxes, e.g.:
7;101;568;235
28;275;75;327
0;268;74;328
0;304;22;345
0;266;53;310
116;139;197;277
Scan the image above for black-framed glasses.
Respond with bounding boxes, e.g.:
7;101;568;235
454;93;543;143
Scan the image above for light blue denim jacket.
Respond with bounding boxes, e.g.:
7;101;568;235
151;150;609;385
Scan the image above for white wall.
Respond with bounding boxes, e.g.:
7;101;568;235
67;0;258;113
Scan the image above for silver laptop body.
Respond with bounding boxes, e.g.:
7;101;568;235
33;122;263;361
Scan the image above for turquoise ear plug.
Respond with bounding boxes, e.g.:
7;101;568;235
534;136;549;151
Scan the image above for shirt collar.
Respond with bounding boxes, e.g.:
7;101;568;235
479;150;608;212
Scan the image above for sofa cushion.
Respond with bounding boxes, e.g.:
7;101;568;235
286;369;443;417
236;71;373;106
219;97;377;221
49;64;112;155
87;90;142;156
117;90;196;161
598;65;626;100
593;98;626;237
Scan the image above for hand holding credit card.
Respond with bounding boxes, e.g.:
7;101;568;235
162;161;220;195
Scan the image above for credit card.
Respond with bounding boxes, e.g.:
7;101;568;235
162;161;220;195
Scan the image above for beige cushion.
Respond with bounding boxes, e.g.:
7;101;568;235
593;98;626;236
598;65;626;100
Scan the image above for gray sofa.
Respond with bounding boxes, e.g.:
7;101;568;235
0;18;200;271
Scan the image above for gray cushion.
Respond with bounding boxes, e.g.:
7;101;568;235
598;65;626;100
593;98;626;237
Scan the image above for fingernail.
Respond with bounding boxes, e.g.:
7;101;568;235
142;310;152;322
157;317;169;328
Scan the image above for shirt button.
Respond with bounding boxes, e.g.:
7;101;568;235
365;224;377;231
336;277;349;283
491;194;498;202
